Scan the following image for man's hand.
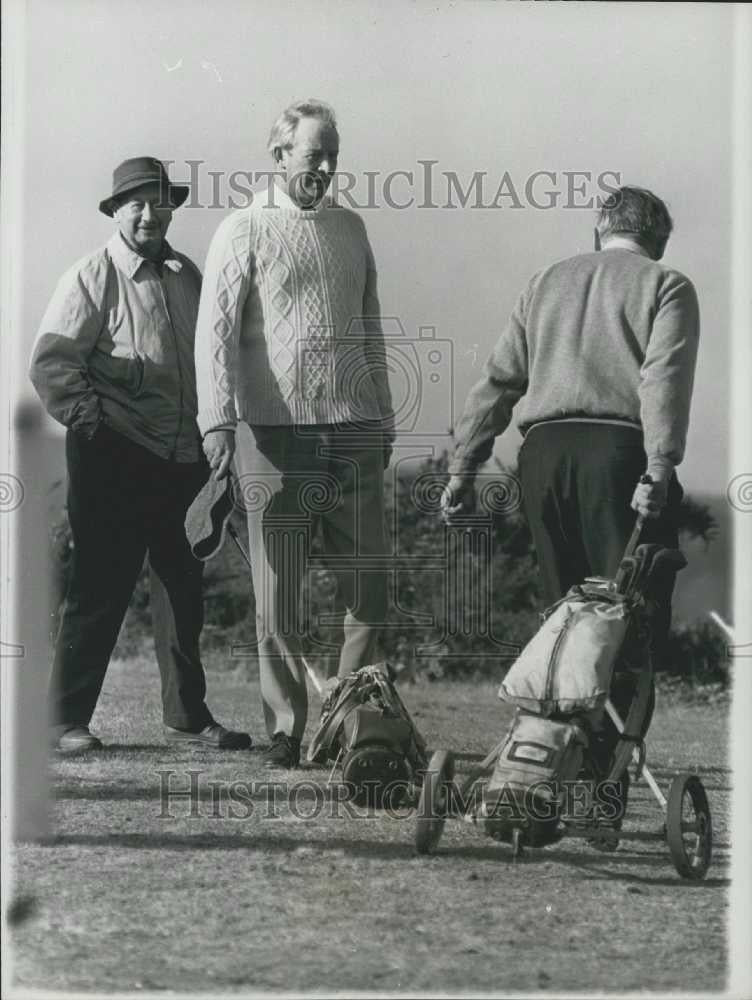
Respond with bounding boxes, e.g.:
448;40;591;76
630;476;669;519
203;429;235;480
440;475;476;524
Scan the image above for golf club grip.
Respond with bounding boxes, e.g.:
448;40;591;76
622;474;653;561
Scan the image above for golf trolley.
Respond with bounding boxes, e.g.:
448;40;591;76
415;513;713;881
415;724;713;880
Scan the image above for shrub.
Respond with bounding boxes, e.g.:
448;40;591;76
661;621;729;687
47;452;727;685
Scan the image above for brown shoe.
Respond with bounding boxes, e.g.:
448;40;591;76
164;723;252;750
56;726;103;752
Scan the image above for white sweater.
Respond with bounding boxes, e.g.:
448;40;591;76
195;183;394;438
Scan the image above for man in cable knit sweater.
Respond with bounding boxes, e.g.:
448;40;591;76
443;185;700;645
195;100;394;768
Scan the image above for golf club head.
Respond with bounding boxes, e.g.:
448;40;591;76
628;543;663;598
650;547;688;573
615;556;637;594
641;547;688;599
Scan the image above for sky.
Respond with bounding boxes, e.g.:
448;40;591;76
14;0;734;494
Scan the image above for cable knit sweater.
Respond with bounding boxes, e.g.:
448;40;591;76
450;247;700;481
195;183;394;438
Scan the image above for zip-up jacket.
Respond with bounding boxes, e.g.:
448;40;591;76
29;232;203;462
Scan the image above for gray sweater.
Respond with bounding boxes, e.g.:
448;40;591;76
450;248;700;480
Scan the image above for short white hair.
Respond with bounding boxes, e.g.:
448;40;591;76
267;99;338;156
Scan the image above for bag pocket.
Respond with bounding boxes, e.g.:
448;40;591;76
483;713;587;845
489;713;587;798
499;598;627;715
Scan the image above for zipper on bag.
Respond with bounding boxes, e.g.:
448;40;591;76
544;607;574;708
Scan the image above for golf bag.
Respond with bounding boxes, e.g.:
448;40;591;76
307;664;428;807
483;543;686;847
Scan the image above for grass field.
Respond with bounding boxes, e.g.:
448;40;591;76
7;654;730;996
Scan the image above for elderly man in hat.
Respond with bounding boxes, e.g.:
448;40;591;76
194;100;394;768
29;156;251;752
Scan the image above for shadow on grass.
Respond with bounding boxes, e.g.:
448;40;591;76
59;744;170;755
441;839;726;862
35;831;730;892
40;830;730;888
54;743;256;755
574;868;731;889
640;764;730;779
438;841;731;886
564;848;731;887
46;831;416;860
52;778;401;806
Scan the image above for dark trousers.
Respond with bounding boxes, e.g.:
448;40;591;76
518;421;684;762
50;424;213;732
518;420;683;648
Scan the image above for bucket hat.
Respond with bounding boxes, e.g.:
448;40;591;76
99;156;189;217
185;475;234;561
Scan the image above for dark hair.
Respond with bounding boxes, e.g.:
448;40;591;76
596;186;673;259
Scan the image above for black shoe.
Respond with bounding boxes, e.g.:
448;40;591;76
263;732;301;768
56;726;103;752
164;723;252;750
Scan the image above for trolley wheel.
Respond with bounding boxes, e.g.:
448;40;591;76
666;774;712;880
415;750;456;855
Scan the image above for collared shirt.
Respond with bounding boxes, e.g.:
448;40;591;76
600;235;652;257
30;232;203;462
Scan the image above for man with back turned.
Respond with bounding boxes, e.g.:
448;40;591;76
444;186;699;636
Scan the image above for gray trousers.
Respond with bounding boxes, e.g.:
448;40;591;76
234;423;389;739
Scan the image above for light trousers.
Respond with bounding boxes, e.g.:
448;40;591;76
234;422;389;739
